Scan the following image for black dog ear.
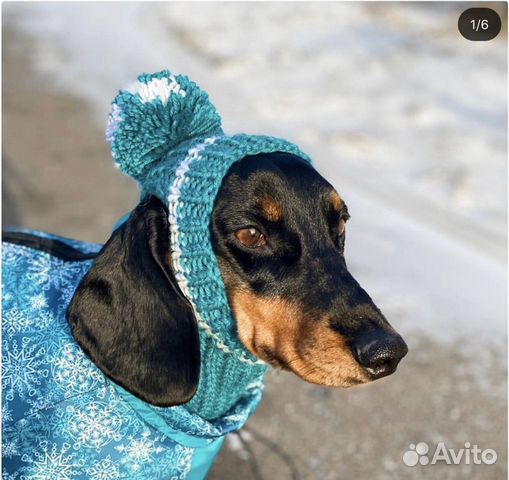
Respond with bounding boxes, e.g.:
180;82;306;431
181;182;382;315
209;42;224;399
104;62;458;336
67;196;200;407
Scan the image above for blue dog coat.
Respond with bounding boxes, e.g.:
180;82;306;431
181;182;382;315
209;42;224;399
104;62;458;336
2;231;264;480
2;69;315;479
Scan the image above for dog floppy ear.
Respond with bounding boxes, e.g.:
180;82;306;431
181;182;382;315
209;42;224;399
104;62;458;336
67;196;200;407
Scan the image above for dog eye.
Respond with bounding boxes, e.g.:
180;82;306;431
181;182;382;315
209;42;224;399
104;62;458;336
235;228;267;248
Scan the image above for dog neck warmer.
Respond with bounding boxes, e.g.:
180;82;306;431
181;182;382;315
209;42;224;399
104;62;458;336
2;232;265;479
1;70;314;480
106;70;312;421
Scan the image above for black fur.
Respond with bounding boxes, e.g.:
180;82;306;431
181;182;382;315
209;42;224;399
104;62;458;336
211;152;407;378
67;152;406;407
67;196;200;407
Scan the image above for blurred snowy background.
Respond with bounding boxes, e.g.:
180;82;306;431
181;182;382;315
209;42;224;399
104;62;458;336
2;2;507;479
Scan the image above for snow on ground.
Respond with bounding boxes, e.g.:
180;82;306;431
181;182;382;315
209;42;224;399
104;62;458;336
4;2;507;347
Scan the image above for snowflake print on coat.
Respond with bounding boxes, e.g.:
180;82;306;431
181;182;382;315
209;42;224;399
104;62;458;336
115;430;167;473
29;293;48;310
51;343;105;397
2;437;20;460
65;401;125;450
3;309;33;337
2;232;264;479
21;441;86;480
85;456;120;480
2;337;48;402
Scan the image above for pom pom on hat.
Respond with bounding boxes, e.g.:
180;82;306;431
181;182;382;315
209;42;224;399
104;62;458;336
106;70;223;181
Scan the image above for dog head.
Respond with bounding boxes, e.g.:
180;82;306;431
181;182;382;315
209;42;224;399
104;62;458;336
211;152;407;387
68;151;407;407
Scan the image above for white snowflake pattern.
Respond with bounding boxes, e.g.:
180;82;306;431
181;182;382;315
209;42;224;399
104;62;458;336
26;312;67;359
2;244;27;266
2;337;48;401
30;294;48;310
3;292;14;304
3;309;32;336
182;413;215;436
25;390;62;418
2;404;14;425
51;343;104;396
2;237;256;480
6;416;50;455
168;444;194;480
2;438;20;458
65;401;124;450
86;456;120;480
23;441;85;480
34;310;55;331
2;471;20;480
26;254;84;303
115;430;166;473
26;255;51;286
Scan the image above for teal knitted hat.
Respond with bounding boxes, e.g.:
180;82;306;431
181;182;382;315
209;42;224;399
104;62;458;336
106;70;312;420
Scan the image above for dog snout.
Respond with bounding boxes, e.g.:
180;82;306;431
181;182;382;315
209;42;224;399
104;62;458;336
352;330;408;379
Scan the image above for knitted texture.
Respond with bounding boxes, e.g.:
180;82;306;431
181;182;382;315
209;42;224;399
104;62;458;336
106;70;313;420
2;233;264;479
107;71;223;181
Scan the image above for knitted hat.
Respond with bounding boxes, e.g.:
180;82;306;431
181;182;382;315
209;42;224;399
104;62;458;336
106;70;312;420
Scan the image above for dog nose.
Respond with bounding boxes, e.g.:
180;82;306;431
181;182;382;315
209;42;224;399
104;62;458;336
353;330;408;379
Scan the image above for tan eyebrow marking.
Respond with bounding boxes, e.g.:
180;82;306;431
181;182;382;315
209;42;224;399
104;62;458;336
331;191;343;212
259;196;282;222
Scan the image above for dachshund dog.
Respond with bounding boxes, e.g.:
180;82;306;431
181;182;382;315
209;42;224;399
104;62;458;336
2;150;407;479
68;151;407;402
